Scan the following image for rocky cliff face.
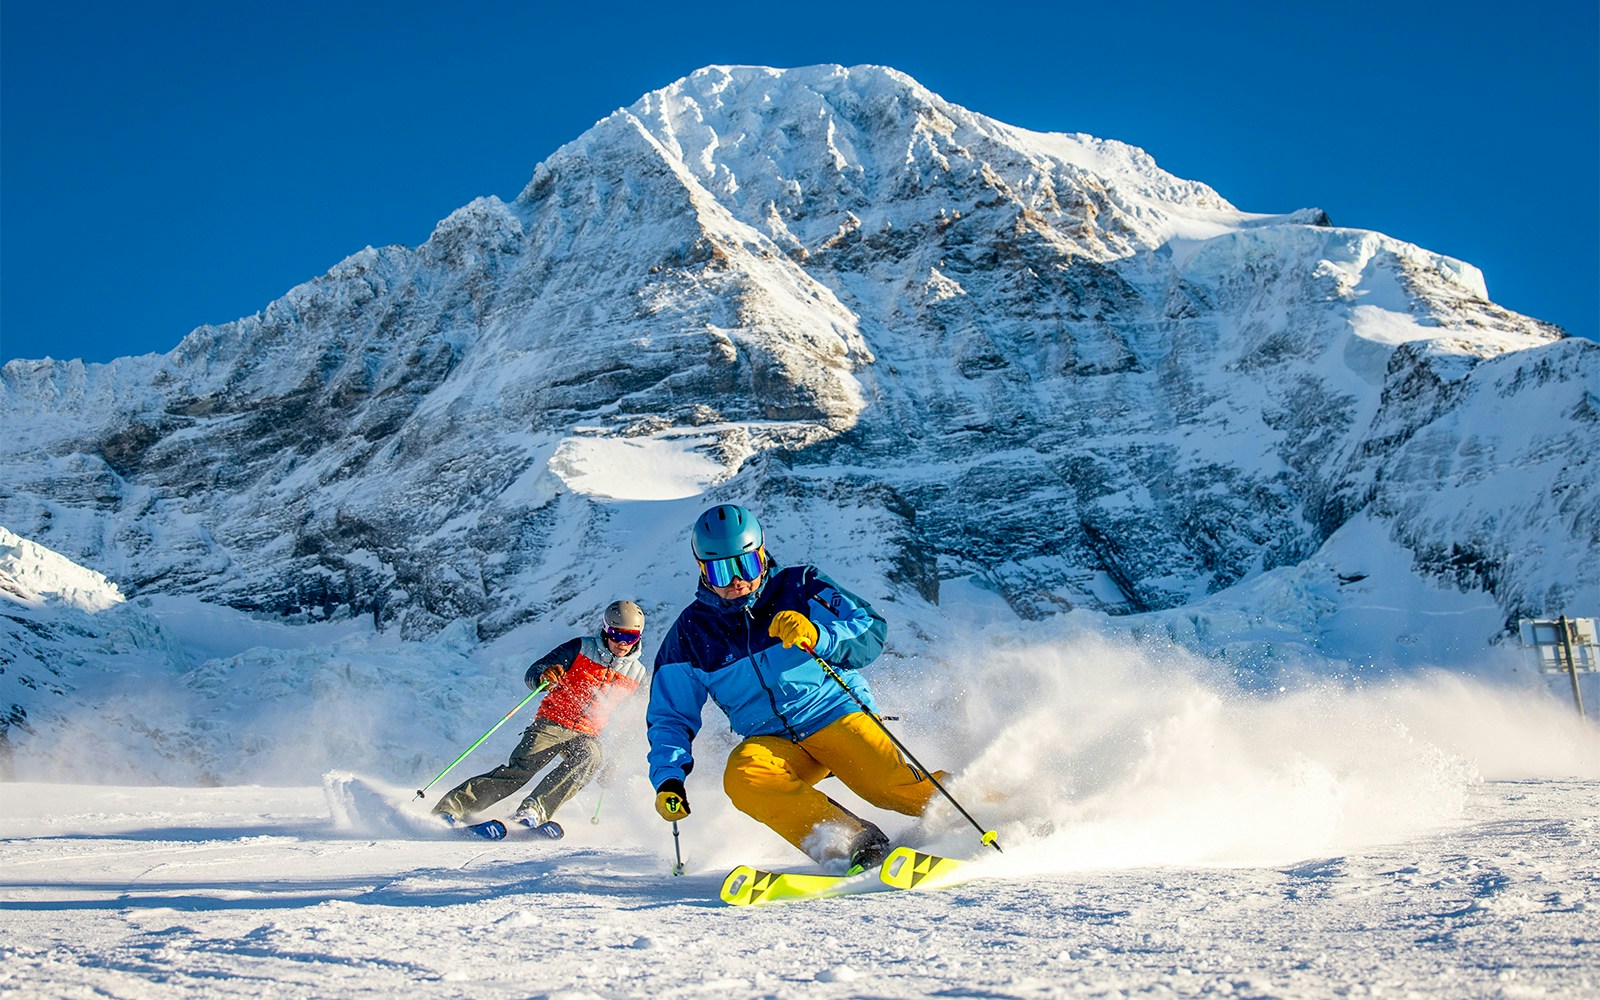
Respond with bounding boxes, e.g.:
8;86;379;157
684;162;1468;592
2;64;1590;644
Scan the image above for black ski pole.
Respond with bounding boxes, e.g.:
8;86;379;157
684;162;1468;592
415;681;550;799
805;646;1002;853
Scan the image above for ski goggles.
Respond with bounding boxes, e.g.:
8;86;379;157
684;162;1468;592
698;547;766;588
602;626;643;646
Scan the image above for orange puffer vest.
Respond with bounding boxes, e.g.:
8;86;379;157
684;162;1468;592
531;634;647;736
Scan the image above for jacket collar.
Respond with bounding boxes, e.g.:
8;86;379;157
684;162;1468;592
590;633;642;668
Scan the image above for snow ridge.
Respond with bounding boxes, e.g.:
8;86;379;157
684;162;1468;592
0;525;124;611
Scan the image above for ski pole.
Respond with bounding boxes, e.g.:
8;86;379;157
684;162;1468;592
671;820;686;876
414;682;550;799
591;790;603;825
805;646;1002;853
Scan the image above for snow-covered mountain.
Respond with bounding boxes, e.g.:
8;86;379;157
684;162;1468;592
2;64;1596;781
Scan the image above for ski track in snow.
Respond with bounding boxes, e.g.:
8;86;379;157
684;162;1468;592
0;780;1596;999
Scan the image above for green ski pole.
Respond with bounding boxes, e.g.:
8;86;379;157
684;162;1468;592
415;681;549;799
591;790;603;825
804;645;1002;853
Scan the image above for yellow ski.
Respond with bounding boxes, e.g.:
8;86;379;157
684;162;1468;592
720;864;859;906
721;847;969;905
878;847;967;891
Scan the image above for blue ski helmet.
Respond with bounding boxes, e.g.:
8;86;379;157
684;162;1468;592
691;504;763;560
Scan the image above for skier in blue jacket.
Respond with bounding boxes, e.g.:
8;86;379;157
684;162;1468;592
646;503;944;871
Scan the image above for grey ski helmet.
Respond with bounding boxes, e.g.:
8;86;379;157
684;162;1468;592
602;600;644;643
691;504;763;560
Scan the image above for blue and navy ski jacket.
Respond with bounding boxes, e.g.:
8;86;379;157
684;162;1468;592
646;559;887;790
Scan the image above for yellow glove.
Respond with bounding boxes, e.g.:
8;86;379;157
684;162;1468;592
769;610;819;650
655;780;690;821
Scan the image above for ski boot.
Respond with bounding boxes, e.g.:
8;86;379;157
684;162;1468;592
512;808;564;840
845;826;891;875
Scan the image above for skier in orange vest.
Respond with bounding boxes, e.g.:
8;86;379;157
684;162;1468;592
432;600;647;838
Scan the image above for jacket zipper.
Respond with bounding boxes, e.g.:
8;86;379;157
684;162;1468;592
745;604;800;741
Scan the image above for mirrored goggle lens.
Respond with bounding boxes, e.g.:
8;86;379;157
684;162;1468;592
700;549;764;587
603;627;642;645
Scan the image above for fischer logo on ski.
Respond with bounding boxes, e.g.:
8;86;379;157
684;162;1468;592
879;846;965;890
721;864;858;905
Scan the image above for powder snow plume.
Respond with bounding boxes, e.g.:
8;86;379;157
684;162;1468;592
874;624;1600;879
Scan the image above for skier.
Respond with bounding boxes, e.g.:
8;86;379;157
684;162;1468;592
645;503;944;871
432;600;648;838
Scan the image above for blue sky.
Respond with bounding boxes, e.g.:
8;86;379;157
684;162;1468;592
3;2;1596;364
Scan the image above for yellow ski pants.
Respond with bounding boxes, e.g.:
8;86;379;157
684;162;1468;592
722;712;944;858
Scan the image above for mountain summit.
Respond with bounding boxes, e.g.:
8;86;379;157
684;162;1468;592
2;64;1592;647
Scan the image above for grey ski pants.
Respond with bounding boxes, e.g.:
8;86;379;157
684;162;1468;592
431;718;602;823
